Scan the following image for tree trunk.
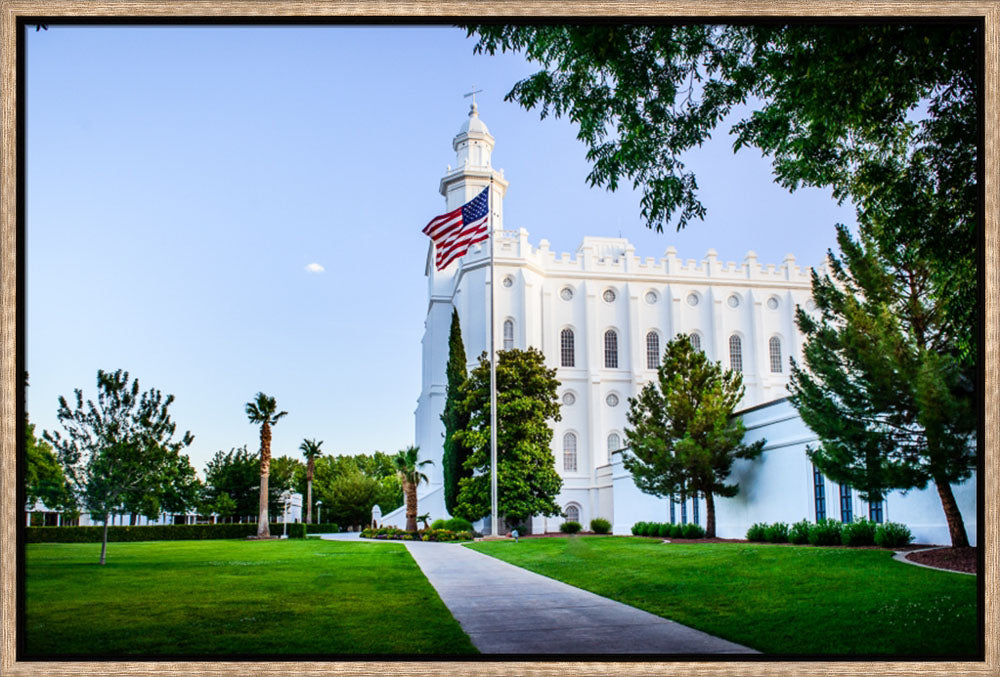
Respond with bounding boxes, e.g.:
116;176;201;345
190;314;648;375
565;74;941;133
404;479;418;532
705;492;716;538
99;516;109;565
934;476;969;548
129;512;137;526
257;421;272;538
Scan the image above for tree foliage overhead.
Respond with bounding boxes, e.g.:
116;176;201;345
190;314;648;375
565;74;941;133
789;225;976;547
623;335;764;537
441;308;472;516
468;23;977;365
455;348;563;524
44;369;197;563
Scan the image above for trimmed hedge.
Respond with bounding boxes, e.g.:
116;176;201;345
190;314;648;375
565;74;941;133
590;518;612;534
359;526;474;542
764;522;790;543
842;518;877;547
808;518;844;546
560;521;582;534
305;523;340;534
874;521;913;548
25;522;307;543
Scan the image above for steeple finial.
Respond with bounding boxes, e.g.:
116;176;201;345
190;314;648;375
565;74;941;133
464;86;483;116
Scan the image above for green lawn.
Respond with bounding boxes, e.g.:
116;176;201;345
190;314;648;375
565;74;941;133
25;538;477;656
466;536;978;657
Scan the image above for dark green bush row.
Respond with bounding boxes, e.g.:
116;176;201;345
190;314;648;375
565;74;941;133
560;520;582;534
25;522;307;543
429;517;474;532
746;518;912;548
590;518;612;534
359;526;475;542
630;521;706;539
305;523;340;534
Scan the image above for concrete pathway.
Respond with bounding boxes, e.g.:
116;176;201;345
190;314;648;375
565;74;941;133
403;540;758;655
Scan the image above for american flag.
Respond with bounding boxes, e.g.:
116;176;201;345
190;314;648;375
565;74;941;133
422;187;490;270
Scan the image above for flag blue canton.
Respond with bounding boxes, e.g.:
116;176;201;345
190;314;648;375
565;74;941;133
462;187;489;224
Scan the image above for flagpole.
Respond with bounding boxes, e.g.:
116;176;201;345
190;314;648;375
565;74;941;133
488;175;499;538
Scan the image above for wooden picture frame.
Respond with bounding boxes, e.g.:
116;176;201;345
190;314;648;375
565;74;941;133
1;2;996;675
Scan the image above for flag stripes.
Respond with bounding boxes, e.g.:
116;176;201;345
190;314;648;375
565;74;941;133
422;187;490;271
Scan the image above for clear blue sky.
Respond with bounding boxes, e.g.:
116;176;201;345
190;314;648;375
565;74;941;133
25;25;857;474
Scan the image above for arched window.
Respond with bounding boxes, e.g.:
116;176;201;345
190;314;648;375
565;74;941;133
729;335;743;372
563;432;578;472
503;319;514;350
690;333;702;353
607;433;620;462
560;328;575;367
646;331;660;369
604;330;619;368
565;504;580;523
769;336;782;373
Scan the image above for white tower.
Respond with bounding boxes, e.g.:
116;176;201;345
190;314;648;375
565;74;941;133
413;103;508;506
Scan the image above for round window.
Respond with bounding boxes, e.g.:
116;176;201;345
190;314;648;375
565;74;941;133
728;294;741;308
606;393;619;407
560;287;574;301
502;275;514;288
645;290;658;304
767;296;779;310
562;392;576;406
603;289;617;303
687;292;700;307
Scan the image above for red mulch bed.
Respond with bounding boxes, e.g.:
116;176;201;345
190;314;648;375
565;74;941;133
906;547;977;574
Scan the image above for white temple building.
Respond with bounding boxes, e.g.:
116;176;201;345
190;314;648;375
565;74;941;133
379;104;978;546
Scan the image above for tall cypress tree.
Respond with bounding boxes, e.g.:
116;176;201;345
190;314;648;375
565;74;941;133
441;309;471;515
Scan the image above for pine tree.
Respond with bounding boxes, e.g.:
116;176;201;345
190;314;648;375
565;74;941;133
454;348;563;524
440;308;472;515
623;335;764;537
789;225;975;547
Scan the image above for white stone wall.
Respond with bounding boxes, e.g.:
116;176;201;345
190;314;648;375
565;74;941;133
610;398;977;546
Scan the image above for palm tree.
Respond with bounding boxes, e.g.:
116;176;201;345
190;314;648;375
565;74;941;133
394;445;433;532
299;438;324;524
245;392;287;538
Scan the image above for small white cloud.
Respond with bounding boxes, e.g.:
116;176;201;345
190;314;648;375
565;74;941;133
305;263;325;273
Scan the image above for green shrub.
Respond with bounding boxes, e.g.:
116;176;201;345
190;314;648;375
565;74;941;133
630;521;646;536
874;521;913;548
789;519;811;544
590;518;612;534
808;518;844;546
636;522;651;536
642;522;657;536
560;520;582;534
657;522;672;537
669;523;683;538
23;523;318;543
681;523;706;539
842;517;877;547
430;519;448;530
764;522;789;543
444;517;474;532
305;522;340;534
746;522;768;542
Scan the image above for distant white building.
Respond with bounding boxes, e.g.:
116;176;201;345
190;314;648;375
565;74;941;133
378;104;977;546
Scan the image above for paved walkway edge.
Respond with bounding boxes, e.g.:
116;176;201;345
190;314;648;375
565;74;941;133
892;546;976;576
403;540;759;655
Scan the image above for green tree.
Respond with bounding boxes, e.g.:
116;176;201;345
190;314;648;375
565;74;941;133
789;225;976;547
245;392;287;538
393;445;432;532
299;438;324;523
623;335;765;537
468;24;976;369
455;348;563;524
44;369;195;564
310;453;403;524
319;470;383;530
202;445;275;522
25;420;74;521
210;492;238;523
268;455;305;518
441;309;472;516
